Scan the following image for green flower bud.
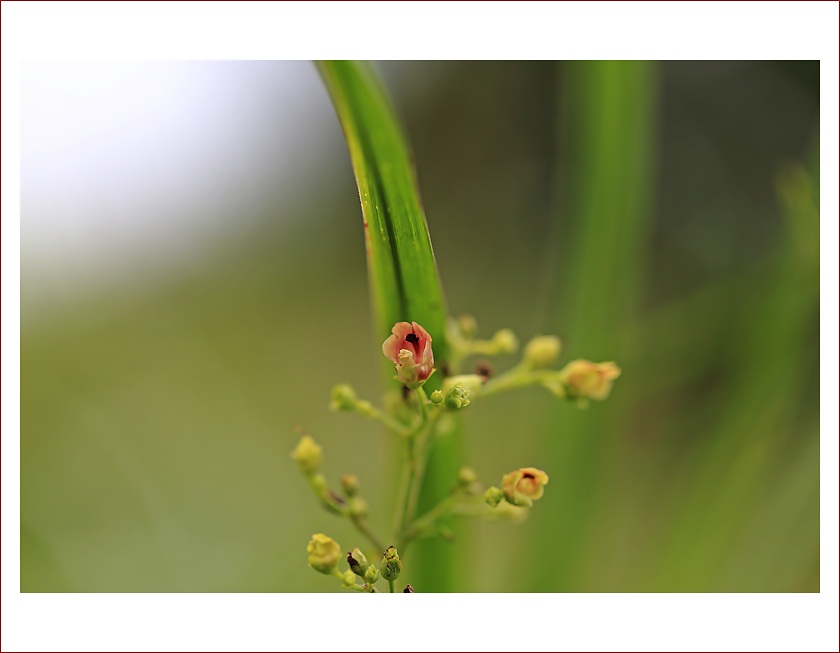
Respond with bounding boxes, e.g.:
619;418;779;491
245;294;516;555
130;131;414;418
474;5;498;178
444;384;471;409
484;486;504;508
381;546;402;581
347;547;368;577
291;435;322;474
364;565;379;584
458;466;478;488
341;569;357;588
340;474;360;497
329;384;358;411
523;335;562;369
310;473;329;495
491;328;518;354
457;314;478;339
348;497;369;518
307;533;341;574
429;389;444;405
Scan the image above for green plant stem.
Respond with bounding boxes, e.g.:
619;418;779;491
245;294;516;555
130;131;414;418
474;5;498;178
393;387;440;551
388;578;395;593
400;428;437;550
349;514;385;554
414;387;429;425
362;405;411;437
392;435;414;540
404;493;458;544
332;568;364;592
477;366;558;399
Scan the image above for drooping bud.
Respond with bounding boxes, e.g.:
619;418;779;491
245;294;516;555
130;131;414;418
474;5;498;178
381;546;402;581
347;547;368;577
382;322;435;389
291;435;322;474
559;360;621;401
501;467;550;507
484;486;504;508
523;335;562;369
306;533;341;574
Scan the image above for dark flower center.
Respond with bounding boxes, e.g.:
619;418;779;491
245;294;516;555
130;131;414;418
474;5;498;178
405;333;419;345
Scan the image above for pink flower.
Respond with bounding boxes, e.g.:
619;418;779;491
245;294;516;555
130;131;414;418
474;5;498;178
382;321;435;388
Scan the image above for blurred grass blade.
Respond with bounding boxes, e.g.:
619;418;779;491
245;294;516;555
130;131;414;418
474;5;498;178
316;61;449;367
317;61;460;590
533;60;658;591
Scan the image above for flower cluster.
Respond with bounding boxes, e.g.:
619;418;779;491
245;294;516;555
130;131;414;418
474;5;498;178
305;534;408;593
293;317;620;591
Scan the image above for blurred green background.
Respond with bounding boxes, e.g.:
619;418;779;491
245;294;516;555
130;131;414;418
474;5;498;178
21;60;819;592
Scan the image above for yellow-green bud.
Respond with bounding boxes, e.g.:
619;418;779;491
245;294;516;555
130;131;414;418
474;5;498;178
559;360;621;401
364;565;379;584
329;384;358;411
381;546;402;581
484;486;504;508
340;474;360;497
458;466;478;488
523;335;562;369
310;473;329;495
444;384;471;409
292;435;322;474
348;497;369;518
429;390;443;405
307;533;341;574
491;328;518;354
341;569;357;587
457;314;478;339
347;547;368;577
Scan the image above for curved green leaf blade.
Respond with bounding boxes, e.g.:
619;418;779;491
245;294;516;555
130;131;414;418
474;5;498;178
317;60;460;591
316;60;449;368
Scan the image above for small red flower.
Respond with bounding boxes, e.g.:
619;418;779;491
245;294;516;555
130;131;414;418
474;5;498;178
382;321;435;388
